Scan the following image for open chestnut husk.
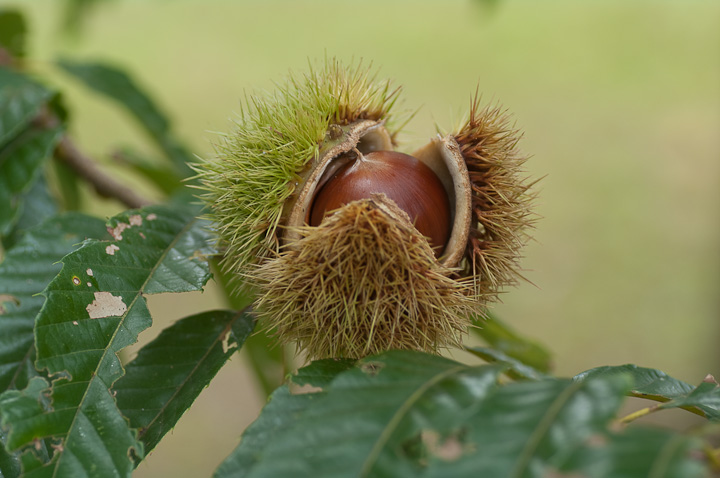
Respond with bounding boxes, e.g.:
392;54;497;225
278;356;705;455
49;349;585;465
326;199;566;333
309;150;451;256
196;60;534;359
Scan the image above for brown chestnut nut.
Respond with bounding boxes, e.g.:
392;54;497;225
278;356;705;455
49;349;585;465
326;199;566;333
309;150;451;255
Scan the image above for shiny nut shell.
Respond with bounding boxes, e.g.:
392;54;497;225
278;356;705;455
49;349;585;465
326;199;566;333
282;120;471;269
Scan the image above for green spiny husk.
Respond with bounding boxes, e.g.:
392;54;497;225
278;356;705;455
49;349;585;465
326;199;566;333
251;195;478;359
194;59;401;291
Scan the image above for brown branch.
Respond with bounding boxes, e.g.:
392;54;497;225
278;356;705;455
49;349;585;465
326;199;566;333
55;136;153;209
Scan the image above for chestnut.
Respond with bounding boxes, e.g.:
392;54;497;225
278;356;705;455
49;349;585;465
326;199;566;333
309;150;451;255
197;59;534;359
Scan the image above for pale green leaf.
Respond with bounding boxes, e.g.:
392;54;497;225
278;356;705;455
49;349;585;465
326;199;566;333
56;60;194;178
111;147;183;195
472;313;552;373
466;345;547;380
60;0;113;37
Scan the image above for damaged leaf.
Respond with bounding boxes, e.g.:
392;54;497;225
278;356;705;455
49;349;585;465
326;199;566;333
215;351;504;477
215;350;707;478
85;291;128;318
0;213;106;394
0;204;213;477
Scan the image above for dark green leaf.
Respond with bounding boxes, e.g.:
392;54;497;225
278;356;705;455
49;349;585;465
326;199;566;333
0;68;52;148
0;10;26;60
0;213;97;478
466;345;547;380
114;308;255;455
659;377;720;422
419;375;631;477
472;313;552;373
291;358;356;389
214;352;354;477
577;365;720;421
214;386;320;478
0;427;21;478
561;427;706;478
575;364;720;421
56;59;195;178
575;364;695;401
217;351;506;478
1;175;59;250
219;351;710;478
0;126;63;237
0;213;107;393
0;204;213;476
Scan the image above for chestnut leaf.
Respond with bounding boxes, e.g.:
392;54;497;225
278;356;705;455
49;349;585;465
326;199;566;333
0;68;63;240
216;350;708;478
0;204;213;477
0;68;53;148
56;59;195;180
576;364;720;421
114;308;256;457
0;213;107;394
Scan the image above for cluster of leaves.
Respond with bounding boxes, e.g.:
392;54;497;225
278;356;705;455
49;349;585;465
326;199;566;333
0;7;718;478
216;352;719;478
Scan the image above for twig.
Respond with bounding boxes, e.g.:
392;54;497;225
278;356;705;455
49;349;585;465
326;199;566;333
704;444;720;470
55;136;153;209
618;404;661;425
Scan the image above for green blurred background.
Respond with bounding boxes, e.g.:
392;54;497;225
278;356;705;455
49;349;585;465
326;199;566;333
5;0;720;476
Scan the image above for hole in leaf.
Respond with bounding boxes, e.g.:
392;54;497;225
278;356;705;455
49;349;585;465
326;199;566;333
360;361;385;376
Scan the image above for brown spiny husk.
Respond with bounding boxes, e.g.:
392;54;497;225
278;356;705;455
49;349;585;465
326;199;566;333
251;194;478;359
453;97;536;298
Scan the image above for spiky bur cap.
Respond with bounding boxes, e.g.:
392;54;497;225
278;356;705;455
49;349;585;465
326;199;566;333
194;59;401;292
449;97;536;298
253;194;476;359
